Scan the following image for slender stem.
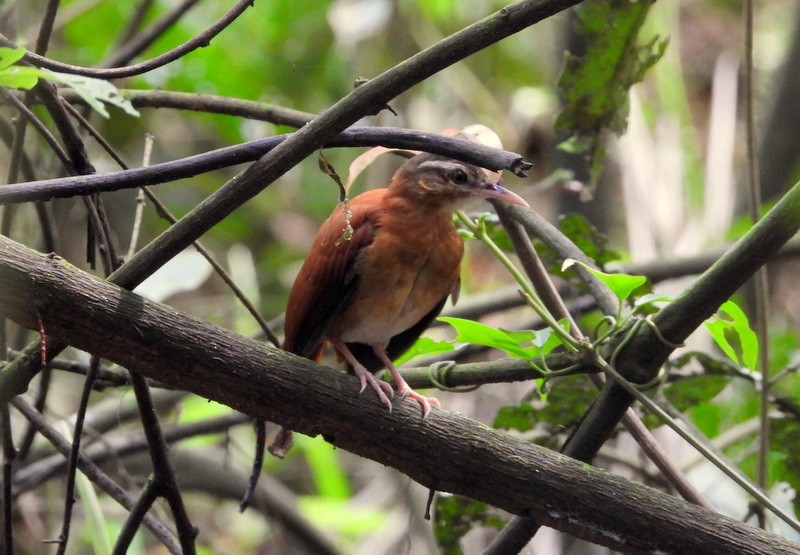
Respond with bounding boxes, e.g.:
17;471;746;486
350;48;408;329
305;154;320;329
743;1;771;504
593;350;800;534
127;134;154;260
0;0;255;79
455;211;579;350
54;356;100;554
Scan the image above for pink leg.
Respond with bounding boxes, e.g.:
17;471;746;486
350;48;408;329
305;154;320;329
333;340;394;411
371;346;440;419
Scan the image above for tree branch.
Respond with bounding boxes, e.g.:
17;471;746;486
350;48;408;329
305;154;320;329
0;127;531;204
0;235;796;554
0;0;254;80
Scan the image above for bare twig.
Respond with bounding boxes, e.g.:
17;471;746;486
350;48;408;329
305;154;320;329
127;134;154;260
0;0;255;79
53;356;100;554
10;397;181;554
103;0;201;68
743;1;771;509
0;127;532;204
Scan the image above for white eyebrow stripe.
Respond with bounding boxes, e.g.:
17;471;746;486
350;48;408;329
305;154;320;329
416;160;468;173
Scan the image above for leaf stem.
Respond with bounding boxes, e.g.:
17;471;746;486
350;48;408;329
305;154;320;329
456;211;580;351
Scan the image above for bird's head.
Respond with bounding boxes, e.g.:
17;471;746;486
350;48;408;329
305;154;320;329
389;153;529;209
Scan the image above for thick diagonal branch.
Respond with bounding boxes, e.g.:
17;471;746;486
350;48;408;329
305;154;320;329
0;236;796;554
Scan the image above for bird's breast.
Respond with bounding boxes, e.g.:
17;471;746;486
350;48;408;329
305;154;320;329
330;214;463;346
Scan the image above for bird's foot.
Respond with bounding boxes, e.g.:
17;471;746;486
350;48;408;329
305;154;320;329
356;369;394;411
396;385;440;419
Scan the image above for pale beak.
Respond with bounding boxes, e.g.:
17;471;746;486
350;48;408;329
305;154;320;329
476;180;529;207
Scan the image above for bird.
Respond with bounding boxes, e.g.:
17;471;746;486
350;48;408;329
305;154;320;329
282;153;529;418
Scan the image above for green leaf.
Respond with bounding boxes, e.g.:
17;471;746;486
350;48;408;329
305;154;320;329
42;71;140;118
434;495;505;555
554;0;666;194
493;404;537;432
393;337;455;366
0;66;44;90
633;293;672;308
704;318;741;365
295;435;350;499
641;375;727;429
562;258;647;301
0;48;48;90
438;317;533;360
718;301;759;370
704;300;759;370
557;135;587;154
533;321;570;355
557;213;620;266
771;419;800;516
535;374;597;435
0;47;25;69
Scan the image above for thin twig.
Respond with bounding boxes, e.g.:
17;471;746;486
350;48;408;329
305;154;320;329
114;0;157;47
0;127;532;204
0;90;74;172
128;134;155;260
743;1;771;510
10;397;181;554
0;0;255;79
53;356;100;554
0;408;15;555
103;0;201;68
60;101;281;346
128;373;198;553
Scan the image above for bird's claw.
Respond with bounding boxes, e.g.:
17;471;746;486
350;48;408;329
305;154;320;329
396;386;439;419
358;371;394;410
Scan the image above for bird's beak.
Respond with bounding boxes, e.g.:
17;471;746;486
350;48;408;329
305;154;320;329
476;180;529;207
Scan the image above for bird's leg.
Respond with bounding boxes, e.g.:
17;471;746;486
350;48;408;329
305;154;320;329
332;340;394;410
371;346;440;419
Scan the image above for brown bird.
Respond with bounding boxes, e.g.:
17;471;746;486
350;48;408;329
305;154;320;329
282;153;528;417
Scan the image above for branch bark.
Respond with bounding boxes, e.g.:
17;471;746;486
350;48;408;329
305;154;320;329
0;235;796;554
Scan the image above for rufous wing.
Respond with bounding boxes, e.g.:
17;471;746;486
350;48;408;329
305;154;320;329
282;189;386;358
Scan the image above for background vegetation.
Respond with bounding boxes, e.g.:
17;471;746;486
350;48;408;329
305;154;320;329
1;0;800;553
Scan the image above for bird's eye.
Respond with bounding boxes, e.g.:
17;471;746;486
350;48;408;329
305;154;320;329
449;168;468;184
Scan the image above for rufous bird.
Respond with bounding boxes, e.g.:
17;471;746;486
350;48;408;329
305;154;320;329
282;153;528;417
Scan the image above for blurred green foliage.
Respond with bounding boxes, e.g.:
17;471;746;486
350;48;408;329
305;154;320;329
5;0;800;550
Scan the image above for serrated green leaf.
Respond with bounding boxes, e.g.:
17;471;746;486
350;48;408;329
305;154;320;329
562;258;646;301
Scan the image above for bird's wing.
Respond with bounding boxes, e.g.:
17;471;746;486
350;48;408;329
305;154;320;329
282;190;385;358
